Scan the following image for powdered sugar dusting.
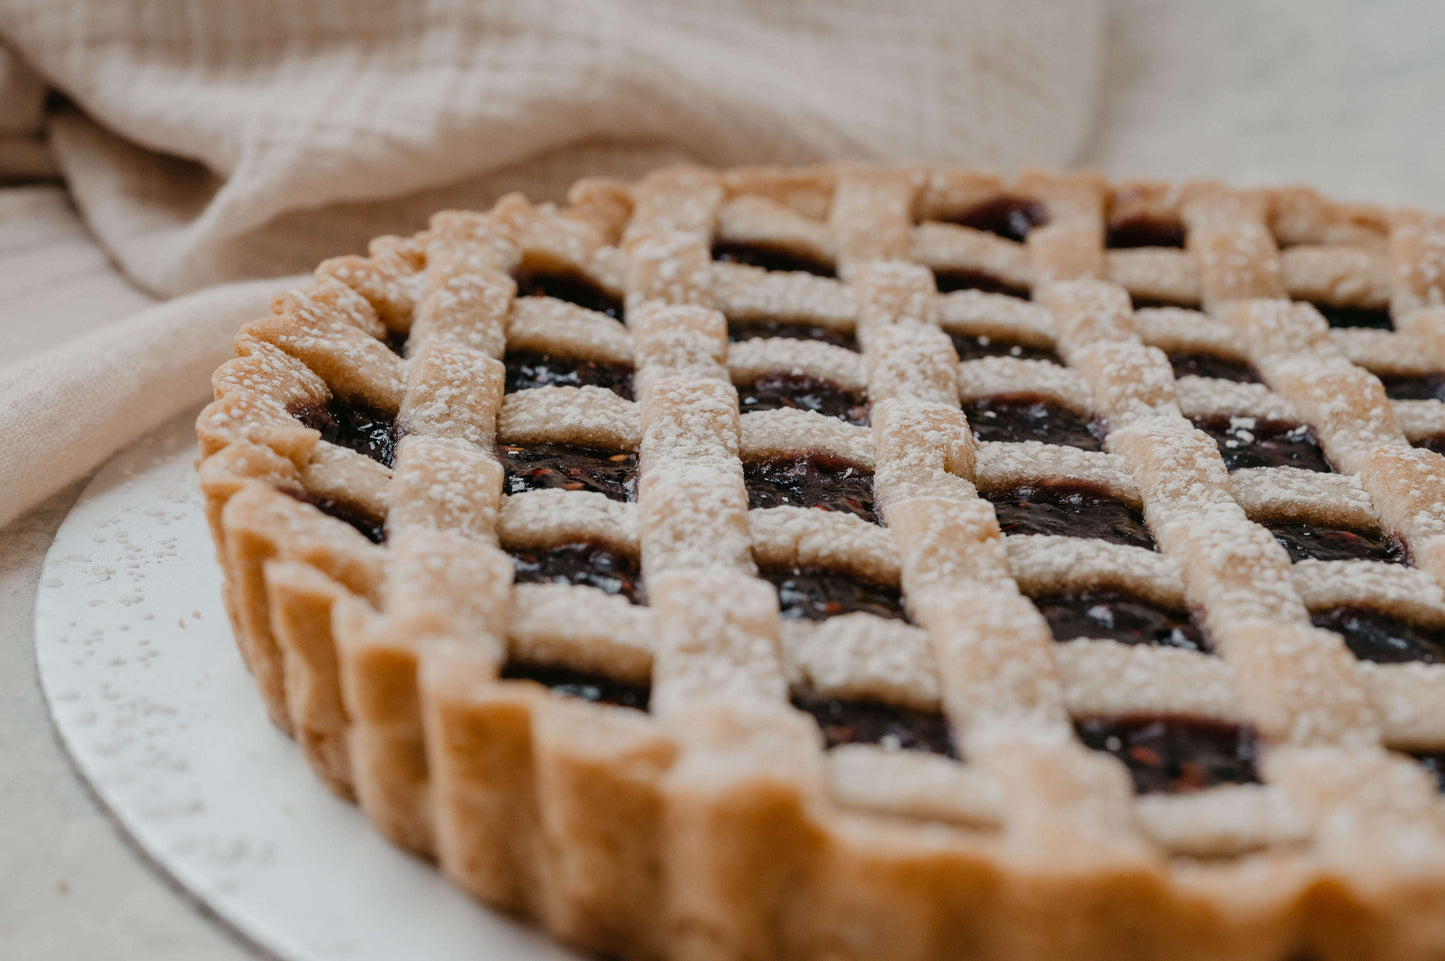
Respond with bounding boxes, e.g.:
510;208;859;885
195;164;1445;907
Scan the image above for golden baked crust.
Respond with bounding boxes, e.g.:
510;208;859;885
197;165;1445;960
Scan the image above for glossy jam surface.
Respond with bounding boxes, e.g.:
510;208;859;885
1312;303;1392;330
1034;589;1209;653
738;371;870;426
963;395;1102;450
711;241;836;277
1415;435;1445;457
727;319;858;351
794;694;956;757
945;196;1048;243
498;443;638;502
291;398;397;468
504;351;635;399
948;331;1061;364
501;662;650;711
1130;295;1198;311
1106;216;1186;249
762;566;905;622
932;268;1029;298
515;270;623;320
744;453;877;524
286;490;386;544
383;329;408;356
985;481;1155;551
1192;415;1331;473
1411;751;1445;793
509;539;643;604
1378;372;1445;402
1264;520;1406;565
1076;716;1260;794
1169;352;1260;384
1310;604;1445;664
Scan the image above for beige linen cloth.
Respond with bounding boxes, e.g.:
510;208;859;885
0;0;1103;529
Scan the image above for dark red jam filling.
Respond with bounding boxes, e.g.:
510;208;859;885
1168;352;1260;384
1191;414;1332;473
498;443;638;503
761;566;905;622
503;351;635;400
1311;303;1392;331
515;270;623;321
1262;520;1407;565
383;328;408;357
1378;372;1445;402
290;398;397;468
285;489;386;545
943;196;1049;243
1131;294;1199;310
985;481;1156;551
738;371;870;426
744;453;877;524
1033;589;1210;653
948;331;1061;364
500;662;649;711
1414;435;1445;457
1075;716;1260;794
727;318;859;351
1310;605;1445;664
711;241;836;278
1105;216;1187;249
963;395;1103;450
793;694;956;758
1409;751;1445;793
932;268;1030;298
509;539;643;604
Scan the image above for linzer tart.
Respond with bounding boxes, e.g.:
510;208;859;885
196;165;1445;961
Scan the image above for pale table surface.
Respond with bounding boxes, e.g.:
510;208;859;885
5;1;1445;957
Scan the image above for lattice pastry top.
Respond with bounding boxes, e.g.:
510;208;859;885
197;165;1445;961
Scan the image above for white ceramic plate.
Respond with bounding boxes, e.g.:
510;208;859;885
35;411;576;961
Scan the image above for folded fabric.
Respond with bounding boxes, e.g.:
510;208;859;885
0;40;50;179
0;0;1103;297
0;277;299;529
